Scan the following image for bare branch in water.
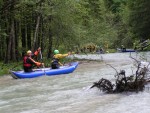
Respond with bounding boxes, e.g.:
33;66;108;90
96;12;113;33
91;64;149;93
105;63;119;75
129;52;140;63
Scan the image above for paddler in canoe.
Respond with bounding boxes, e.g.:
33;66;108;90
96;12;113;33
23;47;44;72
121;45;126;52
51;50;71;69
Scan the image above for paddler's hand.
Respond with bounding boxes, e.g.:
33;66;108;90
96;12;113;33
38;47;41;52
35;62;44;67
41;63;44;66
59;62;63;66
68;52;72;55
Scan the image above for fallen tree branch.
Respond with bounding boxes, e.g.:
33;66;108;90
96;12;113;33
91;65;149;93
105;63;119;76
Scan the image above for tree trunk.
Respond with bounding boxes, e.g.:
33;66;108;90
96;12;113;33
0;38;2;60
41;19;44;50
4;16;9;63
11;19;16;61
5;20;12;63
32;15;40;51
4;0;17;63
27;23;31;49
47;29;53;58
15;20;20;61
21;23;26;56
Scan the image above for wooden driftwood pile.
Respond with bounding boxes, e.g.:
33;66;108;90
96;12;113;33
91;62;150;93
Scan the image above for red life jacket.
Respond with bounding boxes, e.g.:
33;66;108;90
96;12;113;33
23;56;32;67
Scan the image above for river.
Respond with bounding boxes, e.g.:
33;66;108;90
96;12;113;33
0;52;150;113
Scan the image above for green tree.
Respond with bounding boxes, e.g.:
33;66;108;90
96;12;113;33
128;0;150;40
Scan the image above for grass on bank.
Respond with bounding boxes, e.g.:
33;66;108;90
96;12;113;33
0;62;22;76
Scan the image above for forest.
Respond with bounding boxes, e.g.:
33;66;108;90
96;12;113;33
0;0;150;63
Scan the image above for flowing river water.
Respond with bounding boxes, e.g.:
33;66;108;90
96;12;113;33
0;52;150;113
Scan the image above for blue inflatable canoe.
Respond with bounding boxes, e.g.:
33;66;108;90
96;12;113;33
117;48;135;52
10;62;79;79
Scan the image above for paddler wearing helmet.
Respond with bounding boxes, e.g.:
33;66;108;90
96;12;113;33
121;45;126;52
23;47;44;72
51;50;71;69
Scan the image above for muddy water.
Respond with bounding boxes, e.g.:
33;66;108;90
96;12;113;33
0;53;150;113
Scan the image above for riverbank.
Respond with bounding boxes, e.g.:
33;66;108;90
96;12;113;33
0;62;22;76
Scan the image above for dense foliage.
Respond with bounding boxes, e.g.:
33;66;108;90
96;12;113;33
0;0;150;63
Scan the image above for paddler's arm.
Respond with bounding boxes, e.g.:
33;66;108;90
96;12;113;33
56;52;73;59
28;57;43;67
57;54;69;59
31;47;41;57
58;62;63;66
54;52;72;66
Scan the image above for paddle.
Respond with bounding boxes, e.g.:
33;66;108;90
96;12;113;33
39;50;46;75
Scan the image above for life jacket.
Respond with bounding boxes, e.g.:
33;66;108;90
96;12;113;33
52;58;59;64
23;56;32;67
